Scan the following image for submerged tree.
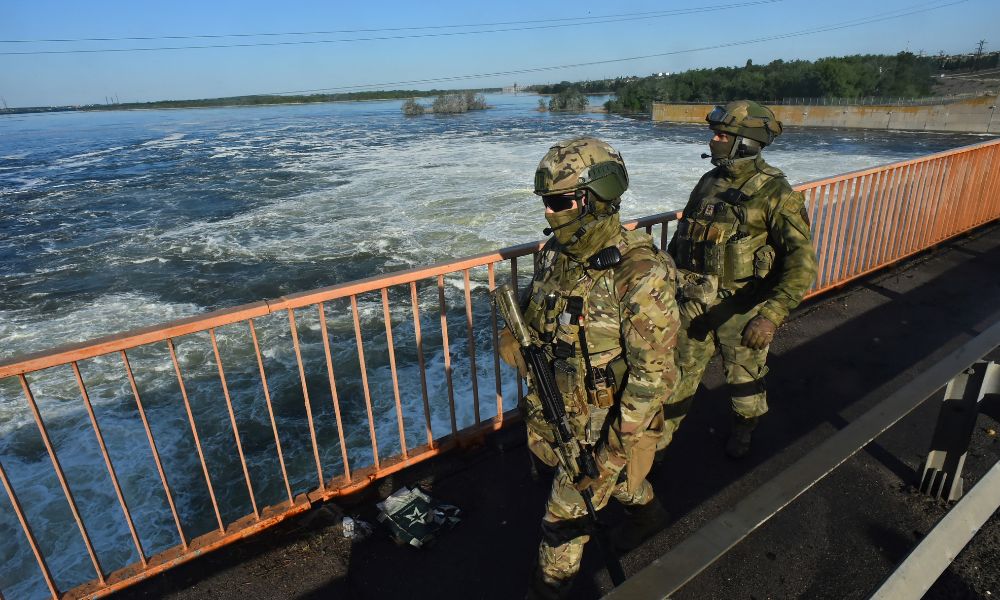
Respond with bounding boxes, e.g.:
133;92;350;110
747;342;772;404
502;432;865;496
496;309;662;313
431;92;489;114
401;98;426;116
548;87;589;112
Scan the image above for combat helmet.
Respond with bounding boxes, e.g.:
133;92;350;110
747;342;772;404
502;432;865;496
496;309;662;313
533;137;629;256
706;100;783;166
534;137;629;211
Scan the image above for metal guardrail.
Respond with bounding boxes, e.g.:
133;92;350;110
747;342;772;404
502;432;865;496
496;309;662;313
872;458;1000;599
603;319;1000;600
1;138;999;599
767;93;991;107
656;92;993;108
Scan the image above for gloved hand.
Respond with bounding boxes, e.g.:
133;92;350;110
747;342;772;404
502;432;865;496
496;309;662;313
741;315;777;350
573;446;614;493
498;329;528;378
678;299;705;322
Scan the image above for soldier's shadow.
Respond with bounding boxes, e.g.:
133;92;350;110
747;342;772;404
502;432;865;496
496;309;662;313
614;230;1000;599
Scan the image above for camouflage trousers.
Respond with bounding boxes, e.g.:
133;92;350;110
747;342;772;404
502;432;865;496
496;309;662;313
658;295;770;450
537;456;655;589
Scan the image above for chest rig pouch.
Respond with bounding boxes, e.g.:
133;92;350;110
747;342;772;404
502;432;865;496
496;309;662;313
675;176;776;290
522;259;623;445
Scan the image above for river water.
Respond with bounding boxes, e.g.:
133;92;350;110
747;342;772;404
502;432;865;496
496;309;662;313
0;94;991;597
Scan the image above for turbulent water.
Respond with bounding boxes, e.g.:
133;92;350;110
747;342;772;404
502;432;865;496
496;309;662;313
0;93;990;598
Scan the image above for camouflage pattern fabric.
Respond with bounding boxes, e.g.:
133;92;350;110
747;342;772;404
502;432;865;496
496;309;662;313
707;100;784;145
661;294;769;447
669;156;817;326
538;461;655;587
664;154;817;446
522;225;679;590
534;137;629;203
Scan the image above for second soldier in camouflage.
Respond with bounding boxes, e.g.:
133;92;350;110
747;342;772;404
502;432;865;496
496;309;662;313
665;100;818;458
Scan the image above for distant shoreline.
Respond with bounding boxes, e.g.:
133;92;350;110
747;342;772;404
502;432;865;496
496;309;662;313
0;90;504;116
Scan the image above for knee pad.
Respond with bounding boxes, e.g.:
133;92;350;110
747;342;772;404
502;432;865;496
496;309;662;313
727;376;766;399
541;516;592;547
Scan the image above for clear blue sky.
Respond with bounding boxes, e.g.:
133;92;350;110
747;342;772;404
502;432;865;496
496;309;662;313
1;0;996;107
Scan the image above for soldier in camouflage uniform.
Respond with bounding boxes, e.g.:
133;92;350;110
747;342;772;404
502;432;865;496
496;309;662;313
664;100;817;459
498;137;679;599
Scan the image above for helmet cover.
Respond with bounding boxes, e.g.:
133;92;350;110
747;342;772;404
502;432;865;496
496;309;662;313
706;100;783;146
533;137;629;205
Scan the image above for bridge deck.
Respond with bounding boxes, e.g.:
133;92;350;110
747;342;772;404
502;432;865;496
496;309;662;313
117;220;1000;600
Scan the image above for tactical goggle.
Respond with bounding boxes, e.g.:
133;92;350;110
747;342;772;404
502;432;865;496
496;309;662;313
542;193;579;212
706;105;735;126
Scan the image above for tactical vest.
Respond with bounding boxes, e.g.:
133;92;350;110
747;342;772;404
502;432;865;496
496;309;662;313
673;169;779;292
523;229;662;444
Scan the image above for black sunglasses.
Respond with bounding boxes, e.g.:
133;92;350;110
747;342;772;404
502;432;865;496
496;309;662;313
542;194;577;212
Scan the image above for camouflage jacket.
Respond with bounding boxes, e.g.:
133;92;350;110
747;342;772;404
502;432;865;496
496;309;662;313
523;227;679;451
669;156;817;326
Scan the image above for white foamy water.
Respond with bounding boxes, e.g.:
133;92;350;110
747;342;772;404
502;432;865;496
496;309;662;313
0;95;991;598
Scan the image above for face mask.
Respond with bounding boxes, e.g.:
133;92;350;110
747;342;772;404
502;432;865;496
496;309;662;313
709;136;737;165
545;209;587;246
546;212;622;263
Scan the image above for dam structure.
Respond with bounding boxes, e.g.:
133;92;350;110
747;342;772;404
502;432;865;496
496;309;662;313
653;94;1000;134
1;137;999;599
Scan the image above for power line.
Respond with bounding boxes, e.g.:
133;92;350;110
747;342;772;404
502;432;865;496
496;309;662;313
0;1;783;44
0;0;787;55
260;0;968;96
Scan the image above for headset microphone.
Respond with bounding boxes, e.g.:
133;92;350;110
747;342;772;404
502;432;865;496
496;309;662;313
701;153;711;159
542;195;592;236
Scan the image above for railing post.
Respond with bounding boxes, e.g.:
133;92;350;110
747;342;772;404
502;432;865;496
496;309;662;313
919;361;1000;501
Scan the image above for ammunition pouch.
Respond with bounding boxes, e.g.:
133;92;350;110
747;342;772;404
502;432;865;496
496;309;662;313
584;406;610;446
553;358;587;415
585;361;618;408
678;270;718;306
753;244;775;279
677;221;773;292
723;231;771;287
674;203;740;276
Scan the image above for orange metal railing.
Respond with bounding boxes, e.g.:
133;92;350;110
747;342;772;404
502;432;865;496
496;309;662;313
0;138;998;599
802;138;1000;297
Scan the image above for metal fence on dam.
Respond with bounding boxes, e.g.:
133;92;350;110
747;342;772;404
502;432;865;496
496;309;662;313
652;95;1000;134
1;138;999;599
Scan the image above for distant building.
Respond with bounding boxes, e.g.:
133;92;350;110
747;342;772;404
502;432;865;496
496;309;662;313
502;84;521;94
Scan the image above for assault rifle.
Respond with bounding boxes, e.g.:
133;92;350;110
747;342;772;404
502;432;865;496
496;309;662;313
492;283;626;586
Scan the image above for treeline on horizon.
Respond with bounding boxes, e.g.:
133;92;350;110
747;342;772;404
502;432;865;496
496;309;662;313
529;52;999;113
3;88;502;113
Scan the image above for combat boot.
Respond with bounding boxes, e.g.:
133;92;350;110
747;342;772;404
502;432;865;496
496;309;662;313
725;414;759;459
526;567;571;600
611;496;669;551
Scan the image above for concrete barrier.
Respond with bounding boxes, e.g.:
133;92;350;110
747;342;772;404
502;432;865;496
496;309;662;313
651;95;1000;134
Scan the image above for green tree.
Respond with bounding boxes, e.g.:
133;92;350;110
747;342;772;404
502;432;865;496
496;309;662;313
548;87;589;112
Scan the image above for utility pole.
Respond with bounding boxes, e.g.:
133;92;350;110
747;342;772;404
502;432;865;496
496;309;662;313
973;40;986;72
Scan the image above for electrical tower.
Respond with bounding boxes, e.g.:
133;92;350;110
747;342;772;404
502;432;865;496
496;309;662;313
973;40;987;72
